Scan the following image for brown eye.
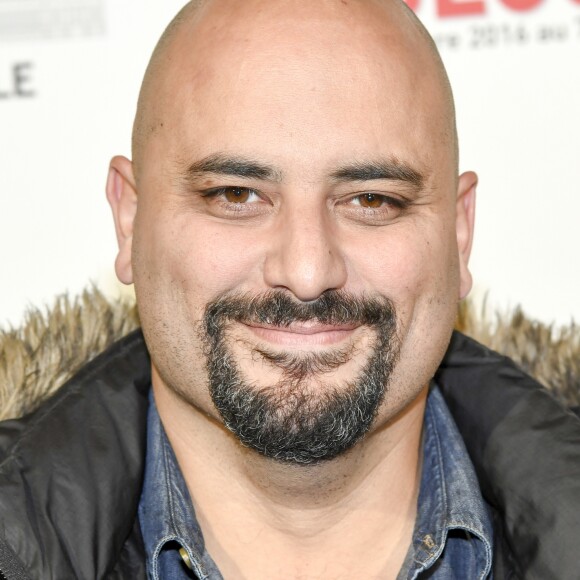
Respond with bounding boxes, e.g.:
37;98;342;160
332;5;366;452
224;187;252;203
358;193;384;208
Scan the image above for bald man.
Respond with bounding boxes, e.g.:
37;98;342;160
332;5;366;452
1;1;579;578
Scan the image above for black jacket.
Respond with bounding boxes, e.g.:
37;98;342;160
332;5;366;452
0;330;579;579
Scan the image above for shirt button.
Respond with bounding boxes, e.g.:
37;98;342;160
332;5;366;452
179;547;194;570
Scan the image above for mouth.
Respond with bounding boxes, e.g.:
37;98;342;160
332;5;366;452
242;321;361;348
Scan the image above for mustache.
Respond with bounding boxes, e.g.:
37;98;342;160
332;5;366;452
204;289;396;332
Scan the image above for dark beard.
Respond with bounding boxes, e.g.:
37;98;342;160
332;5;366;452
203;290;399;465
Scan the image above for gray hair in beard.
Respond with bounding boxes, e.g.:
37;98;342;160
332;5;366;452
203;290;400;465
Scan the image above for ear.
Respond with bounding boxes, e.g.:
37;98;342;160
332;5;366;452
456;171;477;300
106;156;138;285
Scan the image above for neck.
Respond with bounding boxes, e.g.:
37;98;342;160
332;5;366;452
154;379;427;579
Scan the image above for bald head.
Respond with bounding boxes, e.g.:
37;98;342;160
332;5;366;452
131;0;203;170
131;0;458;181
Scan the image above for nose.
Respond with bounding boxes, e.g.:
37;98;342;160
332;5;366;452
263;203;347;301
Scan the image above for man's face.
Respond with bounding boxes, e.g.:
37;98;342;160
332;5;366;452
109;0;475;463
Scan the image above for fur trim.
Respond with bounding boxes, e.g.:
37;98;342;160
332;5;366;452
0;288;139;420
456;300;580;409
0;287;578;421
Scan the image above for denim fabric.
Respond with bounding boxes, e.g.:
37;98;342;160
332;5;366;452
398;386;494;579
139;386;493;579
138;391;222;580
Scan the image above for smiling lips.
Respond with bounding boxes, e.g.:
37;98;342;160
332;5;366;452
244;322;361;347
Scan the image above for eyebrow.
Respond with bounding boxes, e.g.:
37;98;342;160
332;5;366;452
183;153;283;182
181;153;425;189
330;160;425;189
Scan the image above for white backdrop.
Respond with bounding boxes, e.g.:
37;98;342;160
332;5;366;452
1;0;579;328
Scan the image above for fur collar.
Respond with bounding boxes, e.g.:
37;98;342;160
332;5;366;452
0;287;578;421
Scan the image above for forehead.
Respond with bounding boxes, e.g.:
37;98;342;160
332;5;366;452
142;0;453;182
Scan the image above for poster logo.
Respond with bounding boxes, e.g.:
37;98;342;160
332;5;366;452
404;0;580;49
406;0;580;16
0;0;105;42
0;62;35;99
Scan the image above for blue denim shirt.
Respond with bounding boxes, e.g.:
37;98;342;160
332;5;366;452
398;386;493;579
138;391;222;580
139;386;493;579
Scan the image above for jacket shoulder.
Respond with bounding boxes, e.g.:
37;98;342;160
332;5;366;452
0;331;150;579
438;331;580;579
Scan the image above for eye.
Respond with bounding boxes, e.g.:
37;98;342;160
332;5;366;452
198;185;268;218
350;193;404;209
354;193;387;208
218;187;259;203
340;191;408;225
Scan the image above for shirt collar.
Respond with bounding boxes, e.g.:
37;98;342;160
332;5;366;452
138;390;214;580
402;384;494;578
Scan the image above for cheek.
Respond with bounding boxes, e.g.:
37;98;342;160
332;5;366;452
348;223;456;306
136;209;266;313
344;220;460;363
181;224;266;298
348;223;460;417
